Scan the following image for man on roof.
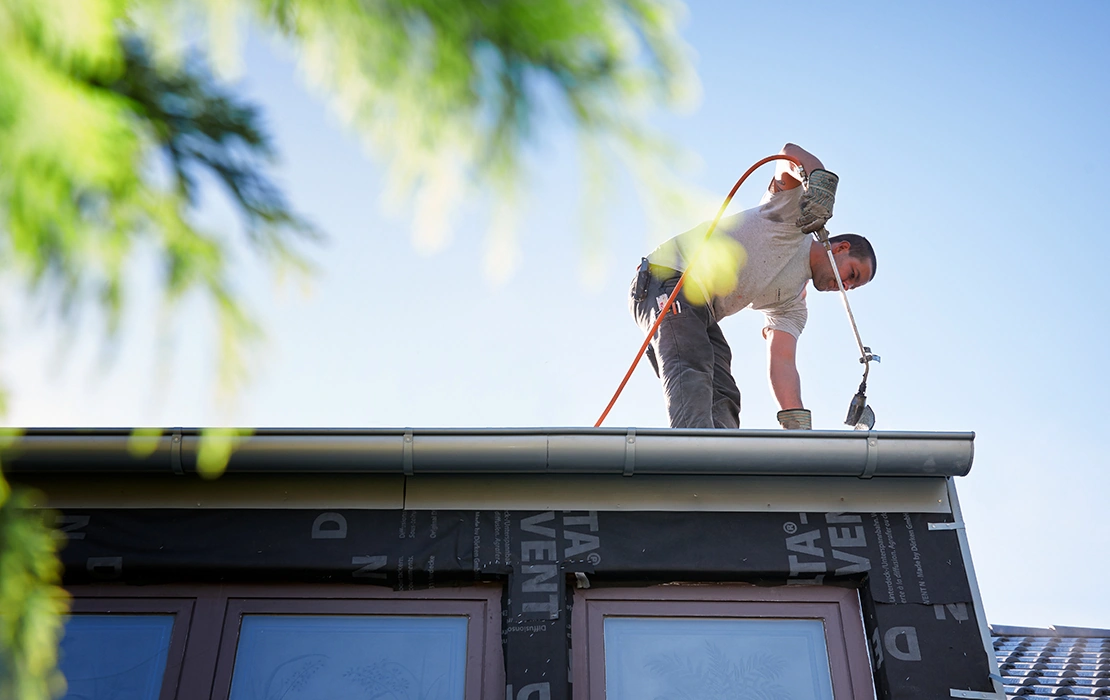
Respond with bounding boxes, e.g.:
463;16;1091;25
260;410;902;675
629;143;877;430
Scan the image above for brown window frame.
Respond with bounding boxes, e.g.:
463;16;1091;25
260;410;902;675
571;584;874;700
66;583;505;700
65;596;195;700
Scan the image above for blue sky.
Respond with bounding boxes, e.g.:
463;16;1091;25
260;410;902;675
4;1;1109;628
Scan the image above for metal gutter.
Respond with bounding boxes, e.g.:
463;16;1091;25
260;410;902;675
0;428;974;477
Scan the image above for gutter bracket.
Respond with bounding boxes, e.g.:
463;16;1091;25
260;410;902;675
928;522;964;531
623;429;636;477
860;431;879;479
950;690;1003;700
402;430;414;476
170;428;183;476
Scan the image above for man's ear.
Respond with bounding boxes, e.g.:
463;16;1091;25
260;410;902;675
832;240;851;255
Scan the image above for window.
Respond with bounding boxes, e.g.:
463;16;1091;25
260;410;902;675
59;598;192;700
211;595;500;700
64;584;504;700
571;584;874;700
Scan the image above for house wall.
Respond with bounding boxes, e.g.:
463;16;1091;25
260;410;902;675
20;473;996;699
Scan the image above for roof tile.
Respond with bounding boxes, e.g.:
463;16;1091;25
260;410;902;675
993;626;1110;699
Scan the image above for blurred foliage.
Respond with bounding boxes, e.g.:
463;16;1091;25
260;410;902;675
0;0;696;695
244;0;700;276
0;489;69;700
681;235;747;306
1;0;697;399
255;0;696;174
196;426;254;478
0;3;313;400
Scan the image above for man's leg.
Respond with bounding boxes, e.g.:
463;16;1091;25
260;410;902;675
706;322;741;428
631;275;717;428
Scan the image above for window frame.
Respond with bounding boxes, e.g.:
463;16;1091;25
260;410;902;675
210;589;503;700
571;584;874;700
65;596;195;700
65;583;505;700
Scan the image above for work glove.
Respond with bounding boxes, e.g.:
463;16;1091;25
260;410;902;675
796;169;839;234
777;408;812;430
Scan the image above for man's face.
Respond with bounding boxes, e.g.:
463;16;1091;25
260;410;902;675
812;243;873;293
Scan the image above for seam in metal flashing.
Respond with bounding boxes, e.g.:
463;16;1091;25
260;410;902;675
949;690;1003;699
928;522;963;531
860;432;879;479
402;430;414;476
544;434;550;474
623;429;636;477
170;428;183;476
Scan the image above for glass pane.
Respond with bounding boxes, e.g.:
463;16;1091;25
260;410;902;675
229;615;468;700
604;617;834;700
58;614;174;700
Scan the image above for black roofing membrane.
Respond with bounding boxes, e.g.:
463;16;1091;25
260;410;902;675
54;508;994;699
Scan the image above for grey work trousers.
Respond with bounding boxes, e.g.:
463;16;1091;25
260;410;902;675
629;267;742;429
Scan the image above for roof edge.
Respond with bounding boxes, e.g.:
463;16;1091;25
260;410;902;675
990;623;1110;638
0;427;975;478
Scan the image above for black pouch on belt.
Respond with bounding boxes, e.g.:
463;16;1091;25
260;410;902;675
633;257;651;302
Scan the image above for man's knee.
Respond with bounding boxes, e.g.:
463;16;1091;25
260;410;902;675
663;367;715;429
712;396;740;429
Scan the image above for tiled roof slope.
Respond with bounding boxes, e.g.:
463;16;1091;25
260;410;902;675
992;624;1110;697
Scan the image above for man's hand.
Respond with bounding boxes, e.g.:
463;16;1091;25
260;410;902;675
777;409;812;430
796;169;839;233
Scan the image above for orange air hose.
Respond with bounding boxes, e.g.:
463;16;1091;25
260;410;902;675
594;153;804;427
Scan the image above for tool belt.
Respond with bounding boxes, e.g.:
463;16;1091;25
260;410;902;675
633;258;682;303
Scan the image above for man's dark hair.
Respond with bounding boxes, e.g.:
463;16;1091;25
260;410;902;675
829;233;877;281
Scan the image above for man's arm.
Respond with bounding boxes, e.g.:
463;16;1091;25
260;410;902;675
766;329;803;409
769;143;825;193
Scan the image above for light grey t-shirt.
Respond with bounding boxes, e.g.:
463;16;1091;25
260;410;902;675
647;185;812;338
